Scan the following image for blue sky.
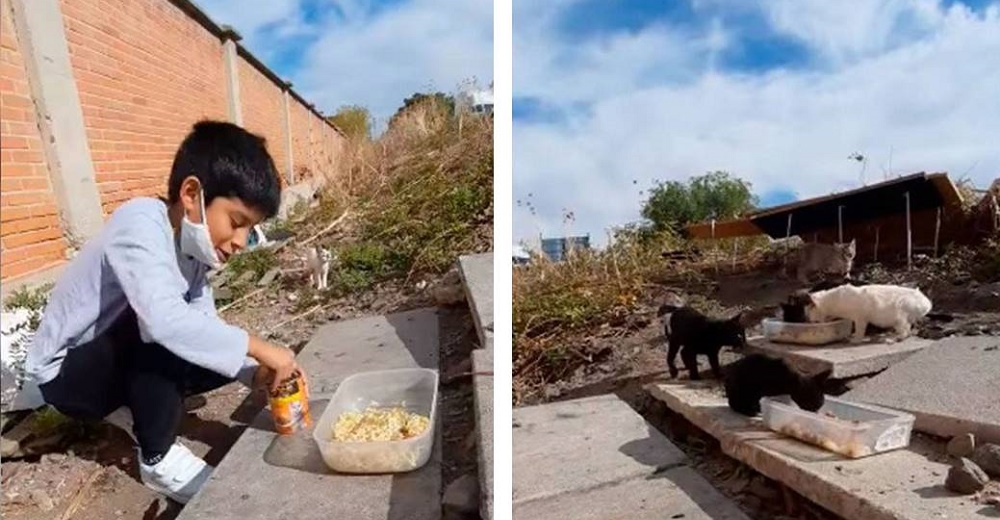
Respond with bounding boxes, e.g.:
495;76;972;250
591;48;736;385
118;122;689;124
197;0;492;126
514;0;1000;248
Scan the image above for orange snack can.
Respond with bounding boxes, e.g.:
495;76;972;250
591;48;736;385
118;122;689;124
269;370;312;435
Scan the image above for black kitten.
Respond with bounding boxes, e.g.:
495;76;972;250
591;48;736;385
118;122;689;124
724;354;832;416
659;305;748;380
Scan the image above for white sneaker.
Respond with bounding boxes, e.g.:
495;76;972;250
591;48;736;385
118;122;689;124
139;442;213;504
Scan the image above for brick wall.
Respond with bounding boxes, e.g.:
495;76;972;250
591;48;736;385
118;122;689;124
237;57;288;184
60;0;230;213
0;0;71;281
0;0;345;283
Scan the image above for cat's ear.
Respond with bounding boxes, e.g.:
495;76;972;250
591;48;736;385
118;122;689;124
847;239;856;252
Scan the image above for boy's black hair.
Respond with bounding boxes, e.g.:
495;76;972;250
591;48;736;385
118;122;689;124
168;120;281;218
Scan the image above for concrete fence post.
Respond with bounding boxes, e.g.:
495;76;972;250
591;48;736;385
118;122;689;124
9;0;104;249
281;82;295;184
220;26;243;126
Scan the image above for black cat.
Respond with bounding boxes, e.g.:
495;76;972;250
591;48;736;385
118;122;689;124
658;305;748;380
724;353;832;416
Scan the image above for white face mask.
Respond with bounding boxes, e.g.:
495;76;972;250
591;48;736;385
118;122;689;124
179;189;222;270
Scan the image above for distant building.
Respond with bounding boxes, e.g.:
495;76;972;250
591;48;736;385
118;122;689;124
457;83;494;115
512;244;531;266
540;235;591;262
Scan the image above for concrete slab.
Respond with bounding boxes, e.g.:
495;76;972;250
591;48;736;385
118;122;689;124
746;336;932;379
845;336;1000;444
297;308;439;396
458;254;493;351
178;308;441;520
647;382;981;520
472;349;493;520
278;182;318;220
513;394;688;504
515;466;750;520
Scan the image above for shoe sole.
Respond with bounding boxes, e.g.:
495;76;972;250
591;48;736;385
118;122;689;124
142;480;192;505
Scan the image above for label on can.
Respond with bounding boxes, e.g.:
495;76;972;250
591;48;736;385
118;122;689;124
269;372;312;435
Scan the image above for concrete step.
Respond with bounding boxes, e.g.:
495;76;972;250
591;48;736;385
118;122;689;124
647;381;980;520
513;394;749;520
746;335;931;379
472;349;493;520
458;252;494;520
844;335;1000;444
458;253;493;353
178;308;441;520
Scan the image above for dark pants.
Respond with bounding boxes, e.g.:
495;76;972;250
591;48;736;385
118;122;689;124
39;308;233;459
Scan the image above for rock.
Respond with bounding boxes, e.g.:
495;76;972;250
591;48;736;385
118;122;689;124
442;474;479;517
44;452;67;464
257;267;282;287
30;489;55;511
945;458;988;494
723;474;749;494
947;433;976;458
430;269;465;306
971;443;1000;478
287;293;298;302
1;436;20;458
747;476;779;501
235;270;257;285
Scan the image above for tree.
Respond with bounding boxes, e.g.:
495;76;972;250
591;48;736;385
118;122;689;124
641;171;758;233
388;92;455;128
328;105;373;141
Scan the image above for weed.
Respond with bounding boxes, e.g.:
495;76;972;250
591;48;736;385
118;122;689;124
225;248;278;298
512;227;774;404
3;283;53;313
286;96;492;303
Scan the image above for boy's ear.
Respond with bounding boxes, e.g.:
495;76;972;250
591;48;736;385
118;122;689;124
179;175;204;212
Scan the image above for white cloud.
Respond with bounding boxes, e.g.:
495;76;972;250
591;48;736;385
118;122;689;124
296;0;493;124
514;1;1000;246
198;0;493;124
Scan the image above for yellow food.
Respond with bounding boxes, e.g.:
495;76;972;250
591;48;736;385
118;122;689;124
332;406;430;442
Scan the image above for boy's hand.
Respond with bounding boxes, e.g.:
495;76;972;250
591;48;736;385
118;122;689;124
248;336;305;393
251;365;274;391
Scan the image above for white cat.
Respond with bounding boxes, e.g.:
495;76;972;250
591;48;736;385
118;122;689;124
305;246;333;290
803;284;932;341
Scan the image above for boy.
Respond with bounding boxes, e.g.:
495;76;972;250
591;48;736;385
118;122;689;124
25;121;305;504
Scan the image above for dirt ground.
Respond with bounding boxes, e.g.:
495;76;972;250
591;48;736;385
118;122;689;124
519;262;998;520
528;266;999;406
1;275;478;520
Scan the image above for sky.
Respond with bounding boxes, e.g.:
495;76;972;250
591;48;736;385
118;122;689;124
196;0;493;127
514;0;1000;248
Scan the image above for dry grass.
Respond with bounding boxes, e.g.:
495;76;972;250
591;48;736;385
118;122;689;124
283;100;493;298
512;229;773;404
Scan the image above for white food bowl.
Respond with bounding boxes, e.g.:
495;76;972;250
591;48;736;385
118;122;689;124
762;318;852;345
312;368;438;474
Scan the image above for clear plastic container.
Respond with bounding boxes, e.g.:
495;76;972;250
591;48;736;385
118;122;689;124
312;368;438;473
761;395;915;458
762;318;852;345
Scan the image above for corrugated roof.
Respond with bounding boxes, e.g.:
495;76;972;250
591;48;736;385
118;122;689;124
684;172;963;239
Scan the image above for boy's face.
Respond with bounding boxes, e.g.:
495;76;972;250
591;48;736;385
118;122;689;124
180;176;265;264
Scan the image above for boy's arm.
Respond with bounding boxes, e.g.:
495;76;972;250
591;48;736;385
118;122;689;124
188;273;260;387
104;213;249;378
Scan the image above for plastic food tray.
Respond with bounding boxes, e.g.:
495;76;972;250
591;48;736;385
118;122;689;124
761;395;914;458
312;368;438;473
762;318;852;346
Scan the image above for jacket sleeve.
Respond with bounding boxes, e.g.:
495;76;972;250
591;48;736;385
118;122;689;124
103;213;249;378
